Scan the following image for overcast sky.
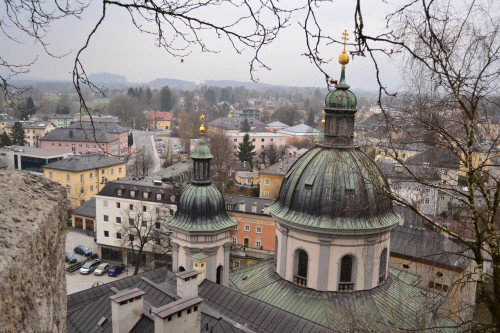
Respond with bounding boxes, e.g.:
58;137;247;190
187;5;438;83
1;1;402;91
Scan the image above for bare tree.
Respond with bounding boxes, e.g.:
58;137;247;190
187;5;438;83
259;144;284;168
120;202;174;275
206;128;236;191
127;149;153;178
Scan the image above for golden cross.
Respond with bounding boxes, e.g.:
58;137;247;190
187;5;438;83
341;30;349;52
199;114;206;125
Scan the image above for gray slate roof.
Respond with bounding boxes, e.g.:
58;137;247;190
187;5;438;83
405;147;460;169
42;153;126;172
67;267;333;333
223;194;274;215
260;156;298;176
277;124;319;136
39;127;118;143
72;197;96;218
97;177;179;205
208;117;266;131
68;121;128;133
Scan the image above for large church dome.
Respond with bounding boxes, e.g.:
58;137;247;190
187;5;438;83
270;147;398;232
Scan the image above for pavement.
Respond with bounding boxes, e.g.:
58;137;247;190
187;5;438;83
65;229;131;295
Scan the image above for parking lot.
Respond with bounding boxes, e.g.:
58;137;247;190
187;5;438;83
66;229;132;294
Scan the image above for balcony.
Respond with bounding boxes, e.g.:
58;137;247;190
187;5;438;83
338;283;355;292
293;275;307;287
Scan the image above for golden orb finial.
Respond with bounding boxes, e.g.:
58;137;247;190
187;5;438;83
338;29;350;68
199;114;206;135
321;110;326;125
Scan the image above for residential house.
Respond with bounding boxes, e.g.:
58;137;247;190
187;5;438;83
145;111;173;130
276;124;319;148
0;114;20;134
43;153;127;208
94;177;179;266
4;121;57;147
223;194;275;269
0;145;70;173
259;156;298;199
226;131;285;155
47;114;74;128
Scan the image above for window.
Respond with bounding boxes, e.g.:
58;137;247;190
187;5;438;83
256;239;262;248
142;220;147;227
234;139;237;142
80;174;84;184
116;232;122;239
129;218;134;226
130;190;135;198
261;138;265;142
244;224;250;232
264;191;269;198
293;249;308;287
424;198;430;204
66;175;70;182
104;230;109;237
234;261;240;269
80;187;84;194
156;193;162;201
340;255;353;282
143;192;149;199
103;200;108;208
116;217;122;224
51;143;54;147
102;176;106;184
118;167;122;174
129;204;134;210
379;249;388;283
143;206;147;212
66;186;71;194
116;202;121;208
111;168;114;175
103;215;109;222
232;237;237;244
89;172;93;179
90;185;94;192
156;207;161;214
58;143;62;147
101;169;105;175
264;178;270;185
117;189;123;196
155;222;161;229
256;226;262;233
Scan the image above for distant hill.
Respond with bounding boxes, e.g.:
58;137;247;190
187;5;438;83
202;80;274;89
88;73;128;85
148;78;197;90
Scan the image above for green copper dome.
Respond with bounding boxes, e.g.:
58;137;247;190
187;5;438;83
168;183;236;233
191;137;213;159
324;69;357;110
270;147;399;232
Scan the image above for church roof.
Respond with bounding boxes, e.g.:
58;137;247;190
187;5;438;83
229;260;462;332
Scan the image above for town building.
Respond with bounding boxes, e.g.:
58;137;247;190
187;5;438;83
259;156;298;199
47;114;74;128
39;121;128;155
232;108;260;120
4;120;57;147
276;123;319;147
145;111;173;130
71;197;96;233
94;177;179;267
225;131;285;155
43;152;127;208
0;113;20;134
266;120;289;132
0;145;70;173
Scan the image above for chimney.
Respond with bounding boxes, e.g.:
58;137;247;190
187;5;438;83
109;288;146;333
251;202;257;213
263;204;270;215
176;270;200;299
152;296;203;333
238;201;245;212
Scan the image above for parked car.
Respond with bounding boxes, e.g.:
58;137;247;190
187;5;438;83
108;265;125;277
93;263;110;276
65;252;77;264
79;259;101;275
74;245;92;257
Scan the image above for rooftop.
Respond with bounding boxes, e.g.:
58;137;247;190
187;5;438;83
42;153;126;172
276;124;319;136
39;127;118;143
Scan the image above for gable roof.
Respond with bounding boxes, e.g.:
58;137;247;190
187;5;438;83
276;124;319;136
405;147;460;169
42;153;126;172
260;156;298;176
39;127;118;143
209;117;266;131
72;197;96;218
68;121;128;134
266;121;289;128
146;111;173;121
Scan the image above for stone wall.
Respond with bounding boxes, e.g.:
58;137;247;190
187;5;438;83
0;171;68;333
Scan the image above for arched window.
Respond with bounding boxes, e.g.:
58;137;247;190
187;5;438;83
339;255;355;291
293;249;308;287
379;248;388;284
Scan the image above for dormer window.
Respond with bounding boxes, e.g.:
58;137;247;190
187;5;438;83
130;190;136;198
143;192;149;199
117;189;123;196
156;193;162;201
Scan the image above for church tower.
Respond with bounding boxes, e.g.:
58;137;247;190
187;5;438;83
168;115;237;286
270;31;400;292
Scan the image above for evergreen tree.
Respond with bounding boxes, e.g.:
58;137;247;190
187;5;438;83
26;96;35;111
0;132;12;147
10;122;25;146
240;118;251;132
306;108;315;127
128;131;134;147
160;86;173;111
236;133;256;167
